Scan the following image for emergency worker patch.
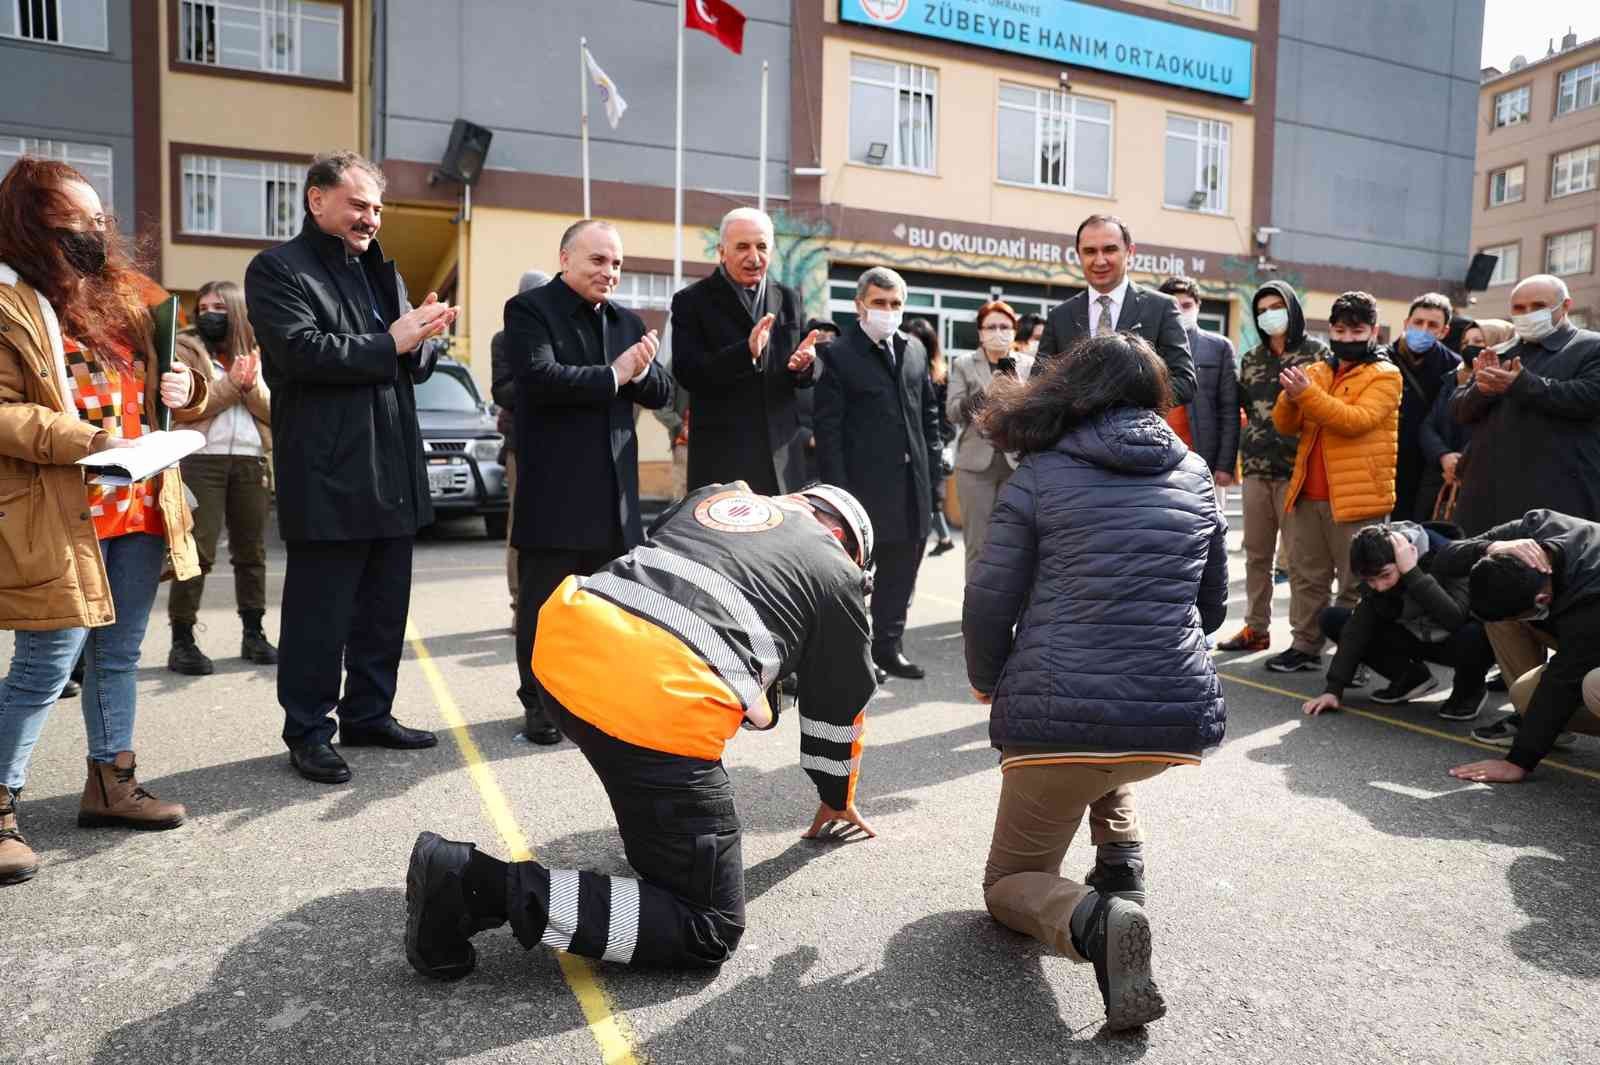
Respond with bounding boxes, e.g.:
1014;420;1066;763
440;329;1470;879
694;491;785;533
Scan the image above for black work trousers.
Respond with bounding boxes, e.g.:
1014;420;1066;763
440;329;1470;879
870;539;925;653
504;697;745;968
1321;607;1495;701
515;545;618;712
278;536;413;748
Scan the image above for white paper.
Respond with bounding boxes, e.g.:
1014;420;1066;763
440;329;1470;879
76;429;207;486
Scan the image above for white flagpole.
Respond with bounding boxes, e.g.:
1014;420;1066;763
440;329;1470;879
758;60;768;212
673;0;685;294
580;37;591;218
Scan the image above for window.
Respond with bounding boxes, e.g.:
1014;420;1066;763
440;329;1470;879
179;0;344;82
0;137;112;207
1557;60;1599;116
1480;243;1519;286
611;272;685;312
1493;86;1530;127
996;84;1111;196
1551;144;1600;198
1546;230;1595;276
414;370;479;413
1164;115;1230;213
0;0;107;49
849;57;937;173
1171;0;1235;12
180;154;301;240
1487;164;1524;206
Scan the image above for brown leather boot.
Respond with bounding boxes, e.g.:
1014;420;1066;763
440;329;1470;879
1;786;39;885
77;753;186;831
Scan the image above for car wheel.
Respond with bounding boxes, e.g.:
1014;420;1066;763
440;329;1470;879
483;513;508;540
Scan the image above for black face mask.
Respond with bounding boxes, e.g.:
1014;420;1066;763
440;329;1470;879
1460;344;1484;366
196;312;229;343
1329;338;1375;363
57;230;108;277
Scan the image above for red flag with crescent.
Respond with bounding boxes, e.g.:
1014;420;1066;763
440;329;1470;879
685;0;746;55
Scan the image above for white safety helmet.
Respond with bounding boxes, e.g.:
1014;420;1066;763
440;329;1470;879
796;484;874;571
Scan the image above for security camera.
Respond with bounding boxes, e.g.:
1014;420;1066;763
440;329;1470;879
1254;226;1281;245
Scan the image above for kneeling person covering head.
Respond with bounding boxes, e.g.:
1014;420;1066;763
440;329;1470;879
404;481;879;977
1302;522;1495;720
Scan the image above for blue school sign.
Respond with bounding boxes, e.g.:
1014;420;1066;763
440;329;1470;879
839;0;1254;101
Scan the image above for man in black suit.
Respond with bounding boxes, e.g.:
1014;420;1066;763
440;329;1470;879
670;208;820;495
502;219;673;742
245;150;455;785
1038;214;1196;405
815;266;942;679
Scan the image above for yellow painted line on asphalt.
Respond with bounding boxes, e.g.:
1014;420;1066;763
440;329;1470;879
1217;670;1600;784
406;621;643;1065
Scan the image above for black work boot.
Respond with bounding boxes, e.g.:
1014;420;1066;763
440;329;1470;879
406;832;503;980
240;611;279;665
167;622;215;676
1072;893;1166;1032
1085;857;1147;907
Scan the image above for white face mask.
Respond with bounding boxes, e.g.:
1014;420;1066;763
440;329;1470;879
1257;308;1290;337
1021;339;1039;356
860;308;904;343
1178;308;1201;332
981;328;1015;353
1511;307;1559;343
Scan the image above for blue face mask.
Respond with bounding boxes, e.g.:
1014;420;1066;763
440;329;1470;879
1404;326;1437;353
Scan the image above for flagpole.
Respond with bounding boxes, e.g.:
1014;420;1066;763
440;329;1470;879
673;0;685;295
580;37;592;218
758;60;768;212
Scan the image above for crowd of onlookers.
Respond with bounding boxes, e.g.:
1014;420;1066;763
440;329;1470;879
4;147;1600;896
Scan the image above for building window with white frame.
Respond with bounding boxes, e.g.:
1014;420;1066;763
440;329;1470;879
996;84;1111;196
1481;242;1519;286
1557;59;1599;116
611;273;685;312
1545;230;1594;277
1164;115;1230;213
1493;85;1531;127
1551;143;1600;198
179;0;344;82
0;0;107;49
1171;0;1235;13
1487;163;1524;206
180;154;303;241
849;56;937;173
0;136;113;207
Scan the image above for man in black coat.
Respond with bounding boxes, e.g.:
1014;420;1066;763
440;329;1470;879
1038;215;1196;405
490;269;551;625
502;219;673;742
671;208;821;495
245;151;456;785
1450;274;1600;535
815;266;942;679
1388;292;1460;520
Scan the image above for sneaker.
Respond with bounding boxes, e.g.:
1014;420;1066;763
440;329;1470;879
1437;691;1488;722
1218;626;1269;653
1486;668;1507;693
1350;665;1372;689
1273;568;1290;585
1369;668;1439;705
1079;895;1166;1032
1471;714;1578;750
1085;860;1146;907
1265;648;1321;673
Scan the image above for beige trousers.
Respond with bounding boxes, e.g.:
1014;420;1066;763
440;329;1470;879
1241;476;1293;631
1493;620;1600;732
1285;500;1363;654
956;451;1014;578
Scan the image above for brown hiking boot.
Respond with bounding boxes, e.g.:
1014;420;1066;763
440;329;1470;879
1;786;40;885
77;753;186;831
1217;626;1270;652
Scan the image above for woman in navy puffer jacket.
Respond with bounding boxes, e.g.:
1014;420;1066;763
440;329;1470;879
964;333;1228;1033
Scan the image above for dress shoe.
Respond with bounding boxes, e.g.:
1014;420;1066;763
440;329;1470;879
290;743;352;784
522;704;561;746
928;538;955;557
873;650;926;680
873;665;889;684
406;832;491;980
58;679;81;699
340;719;439;750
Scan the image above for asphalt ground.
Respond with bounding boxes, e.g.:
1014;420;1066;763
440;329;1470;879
4;500;1599;1065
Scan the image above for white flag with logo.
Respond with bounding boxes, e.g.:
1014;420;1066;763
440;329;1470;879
584;48;627;129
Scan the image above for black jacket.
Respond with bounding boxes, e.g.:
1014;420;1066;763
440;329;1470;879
1036;283;1197;403
670;271;814;495
1184;326;1239;473
813;324;941;544
1450;324;1600;534
490;328;516;448
1390;339;1461;519
245;219;436;542
1418;366;1472;470
503;276;672;552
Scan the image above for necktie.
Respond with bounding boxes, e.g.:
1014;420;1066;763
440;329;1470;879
1095;294;1114;337
348;258;385;330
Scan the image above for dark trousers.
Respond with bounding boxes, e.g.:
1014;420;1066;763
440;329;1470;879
168;454;272;624
1321;607;1495;700
515;545;618;711
278;536;413;747
504;697;745;968
871;539;925;653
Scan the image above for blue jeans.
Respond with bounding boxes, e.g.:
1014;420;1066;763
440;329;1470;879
0;532;165;790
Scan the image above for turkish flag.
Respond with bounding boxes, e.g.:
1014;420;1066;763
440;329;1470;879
685;0;746;55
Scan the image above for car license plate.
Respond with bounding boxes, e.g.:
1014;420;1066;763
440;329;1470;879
427;465;453;492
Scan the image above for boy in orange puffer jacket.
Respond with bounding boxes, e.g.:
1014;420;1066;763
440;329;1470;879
1265;291;1403;673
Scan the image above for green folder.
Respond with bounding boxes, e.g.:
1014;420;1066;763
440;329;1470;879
151;295;179;431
